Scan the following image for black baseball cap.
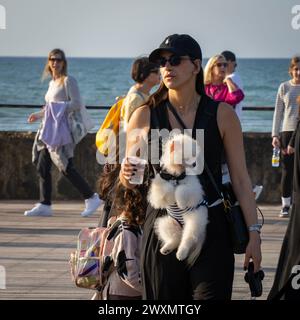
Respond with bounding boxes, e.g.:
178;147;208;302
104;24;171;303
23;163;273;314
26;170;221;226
149;34;202;63
221;51;236;62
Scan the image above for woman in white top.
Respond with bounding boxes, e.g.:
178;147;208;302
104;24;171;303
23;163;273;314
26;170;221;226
24;49;101;217
272;56;300;217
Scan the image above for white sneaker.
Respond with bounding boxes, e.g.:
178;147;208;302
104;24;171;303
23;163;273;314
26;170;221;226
81;193;102;217
279;206;290;218
24;203;53;216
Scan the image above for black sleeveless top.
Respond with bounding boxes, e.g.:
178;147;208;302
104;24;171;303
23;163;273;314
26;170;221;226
148;94;223;204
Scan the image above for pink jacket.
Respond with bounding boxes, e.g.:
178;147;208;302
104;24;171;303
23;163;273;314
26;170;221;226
205;83;244;107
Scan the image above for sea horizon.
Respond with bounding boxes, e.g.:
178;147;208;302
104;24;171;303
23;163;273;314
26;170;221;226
0;57;292;132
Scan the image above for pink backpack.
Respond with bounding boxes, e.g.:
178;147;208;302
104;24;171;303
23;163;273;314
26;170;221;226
70;218;118;290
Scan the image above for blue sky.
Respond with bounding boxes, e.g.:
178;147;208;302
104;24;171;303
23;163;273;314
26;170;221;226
0;0;300;58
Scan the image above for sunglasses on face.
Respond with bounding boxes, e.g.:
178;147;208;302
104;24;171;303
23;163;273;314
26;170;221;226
215;62;228;68
49;57;63;63
158;55;192;67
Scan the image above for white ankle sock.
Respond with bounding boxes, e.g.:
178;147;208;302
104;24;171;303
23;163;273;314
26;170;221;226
282;197;291;208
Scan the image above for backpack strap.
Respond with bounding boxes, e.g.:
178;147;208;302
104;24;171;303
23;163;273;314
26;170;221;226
130;89;147;101
149;102;169;176
106;219;123;240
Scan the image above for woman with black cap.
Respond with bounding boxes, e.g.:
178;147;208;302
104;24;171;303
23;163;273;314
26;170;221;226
119;34;262;300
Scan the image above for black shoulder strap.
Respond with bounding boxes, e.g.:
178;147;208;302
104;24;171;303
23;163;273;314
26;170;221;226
196;96;218;127
149;102;168;175
150;105;161;130
150;100;170;130
106;219;122;240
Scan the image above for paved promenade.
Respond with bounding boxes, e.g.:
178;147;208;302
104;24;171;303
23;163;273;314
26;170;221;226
0;201;288;300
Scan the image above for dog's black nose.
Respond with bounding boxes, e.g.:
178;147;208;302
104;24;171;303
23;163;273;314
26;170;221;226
192;162;196;167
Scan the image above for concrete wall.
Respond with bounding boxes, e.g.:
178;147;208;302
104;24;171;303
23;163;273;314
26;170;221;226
0;131;281;203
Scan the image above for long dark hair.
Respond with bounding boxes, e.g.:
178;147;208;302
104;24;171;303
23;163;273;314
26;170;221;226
147;64;206;109
97;164;146;225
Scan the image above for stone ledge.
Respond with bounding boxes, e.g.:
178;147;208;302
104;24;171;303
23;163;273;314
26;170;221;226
0;131;280;203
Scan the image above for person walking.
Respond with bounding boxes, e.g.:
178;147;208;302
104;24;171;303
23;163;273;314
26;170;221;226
119;34;261;300
204;54;245;185
204;54;244;109
25;49;101;217
97;57;160;227
121;57;160;132
97;164;146;300
269;95;300;300
272;56;300;217
221;50;244;121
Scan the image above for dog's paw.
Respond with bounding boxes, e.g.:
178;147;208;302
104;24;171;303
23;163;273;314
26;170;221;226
160;242;177;255
160;247;171;255
176;246;189;261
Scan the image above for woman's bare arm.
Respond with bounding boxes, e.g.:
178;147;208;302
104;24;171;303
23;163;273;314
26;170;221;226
217;102;262;271
119;105;150;189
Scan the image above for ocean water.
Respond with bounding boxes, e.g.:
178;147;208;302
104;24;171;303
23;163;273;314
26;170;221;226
0;57;292;132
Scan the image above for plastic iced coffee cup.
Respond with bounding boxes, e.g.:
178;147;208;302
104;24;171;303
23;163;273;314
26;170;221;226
126;156;147;185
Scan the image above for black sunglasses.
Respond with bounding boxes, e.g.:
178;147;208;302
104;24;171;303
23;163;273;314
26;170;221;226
158;55;193;67
215;62;228;68
49;57;63;62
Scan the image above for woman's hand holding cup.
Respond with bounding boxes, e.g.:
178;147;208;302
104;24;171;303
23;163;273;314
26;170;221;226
121;156;147;185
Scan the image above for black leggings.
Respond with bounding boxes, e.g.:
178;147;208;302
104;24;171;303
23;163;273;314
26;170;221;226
280;131;294;199
36;148;94;205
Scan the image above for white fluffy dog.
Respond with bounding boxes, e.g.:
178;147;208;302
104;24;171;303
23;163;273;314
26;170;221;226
148;133;209;266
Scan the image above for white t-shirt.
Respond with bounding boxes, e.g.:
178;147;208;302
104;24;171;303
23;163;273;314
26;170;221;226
227;72;243;121
45;75;83;112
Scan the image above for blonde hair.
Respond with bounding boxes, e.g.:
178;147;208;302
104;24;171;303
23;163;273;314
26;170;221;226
204;54;225;85
42;48;68;85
